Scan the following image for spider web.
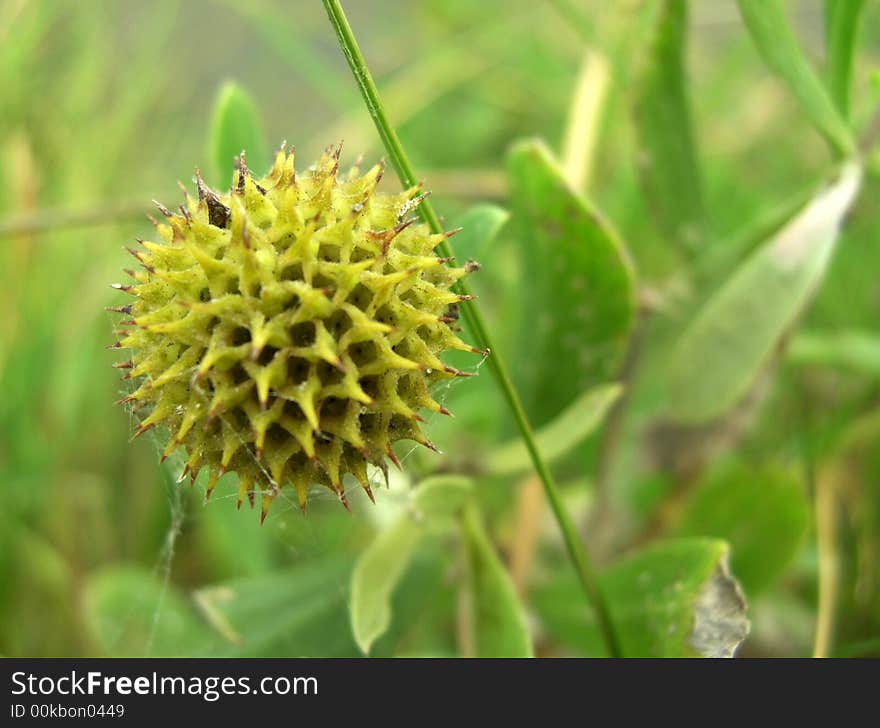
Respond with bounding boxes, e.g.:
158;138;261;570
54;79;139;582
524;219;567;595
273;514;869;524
106;307;488;656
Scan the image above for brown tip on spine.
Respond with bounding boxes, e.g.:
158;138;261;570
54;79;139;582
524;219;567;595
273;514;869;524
413;413;426;423
152;199;173;218
248;489;255;509
106;303;133;314
114;394;135;405
439;406;453;416
112;360;133;369
337;487;351;512
444;227;464;238
419;439;441;454
109;283;135;294
123;268;136;279
444;366;475;378
133;423;154;440
386;446;402;470
364;483;375;504
105;342;122;350
457;294;476;302
465;259;481;273
260;509;269;526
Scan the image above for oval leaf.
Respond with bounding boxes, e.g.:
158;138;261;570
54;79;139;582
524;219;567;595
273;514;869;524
666;163;862;423
350;517;423;655
507;138;636;426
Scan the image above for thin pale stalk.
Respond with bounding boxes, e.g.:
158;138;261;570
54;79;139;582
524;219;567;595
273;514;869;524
322;0;622;657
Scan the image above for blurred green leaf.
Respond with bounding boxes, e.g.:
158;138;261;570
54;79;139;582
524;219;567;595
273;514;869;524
674;464;809;595
634;0;705;252
351;476;474;654
412;475;475;519
197;481;276;578
461;505;533;657
825;0;865;121
534;539;749;657
194;555;358;657
208;81;269;187
484;382;622;476
449;203;510;262
788;329;880;375
666;163;862;423
83;567;210;657
351;518;422;655
736;0;855;157
506;139;635;426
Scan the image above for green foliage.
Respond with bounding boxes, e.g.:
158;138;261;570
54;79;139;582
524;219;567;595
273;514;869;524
788;329;880;376
825;0;866;120
506;139;636;426
208;81;270;186
666;163;862;423
461;504;533;657
83;567;211;657
350;476;474;655
534;539;747;657
634;0;705;253
674;463;810;596
3;0;880;660
736;0;855;157
484;382;621;476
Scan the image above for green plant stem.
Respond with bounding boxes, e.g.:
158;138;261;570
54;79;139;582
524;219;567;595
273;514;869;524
322;0;622;658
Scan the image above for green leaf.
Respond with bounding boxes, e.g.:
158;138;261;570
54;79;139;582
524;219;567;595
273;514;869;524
666;162;862;423
674;463;810;595
350;476;474;654
634;0;706;252
736;0;855;157
484;382;622;476
461;505;533;657
208;81;269;188
534;539;749;657
825;0;866;121
83;567;211;657
448;203;510;262
351;517;423;655
506;139;636;426
788;329;880;375
412;474;475;520
193;555;358;657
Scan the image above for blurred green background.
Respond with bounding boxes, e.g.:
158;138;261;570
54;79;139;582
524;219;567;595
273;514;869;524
1;0;878;657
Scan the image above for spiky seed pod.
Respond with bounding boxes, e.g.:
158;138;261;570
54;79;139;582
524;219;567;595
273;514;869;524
109;145;480;520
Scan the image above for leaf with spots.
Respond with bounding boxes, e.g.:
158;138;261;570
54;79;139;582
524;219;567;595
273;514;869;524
506;139;636;426
533;538;749;657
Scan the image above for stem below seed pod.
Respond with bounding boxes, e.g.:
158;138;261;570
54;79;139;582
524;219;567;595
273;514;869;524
322;0;622;657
